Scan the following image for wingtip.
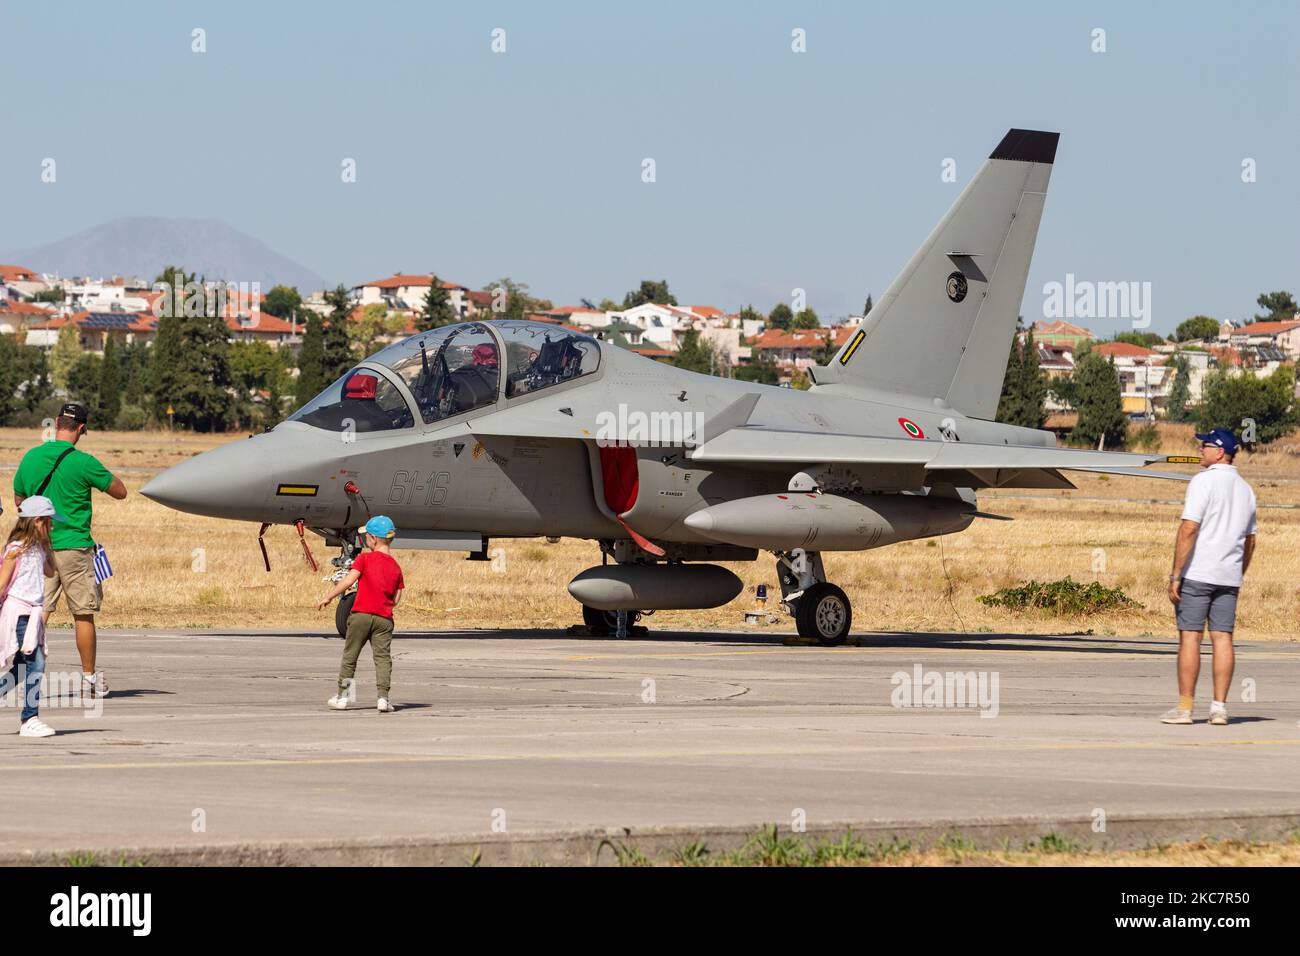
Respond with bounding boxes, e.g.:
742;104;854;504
989;128;1059;164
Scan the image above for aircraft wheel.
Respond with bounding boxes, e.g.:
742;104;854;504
795;583;852;646
582;604;619;636
336;590;356;638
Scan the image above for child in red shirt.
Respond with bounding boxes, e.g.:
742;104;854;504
317;516;405;712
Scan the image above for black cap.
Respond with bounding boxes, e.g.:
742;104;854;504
59;403;89;426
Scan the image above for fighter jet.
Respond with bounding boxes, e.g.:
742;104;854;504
142;129;1193;644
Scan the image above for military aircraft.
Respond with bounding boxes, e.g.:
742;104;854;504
142;128;1193;645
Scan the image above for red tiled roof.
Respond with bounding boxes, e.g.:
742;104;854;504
1235;320;1300;335
357;274;465;291
1033;319;1093;338
0;300;53;316
752;326;854;351
1094;341;1161;359
0;265;39;282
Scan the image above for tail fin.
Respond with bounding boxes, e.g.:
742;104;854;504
812;128;1057;420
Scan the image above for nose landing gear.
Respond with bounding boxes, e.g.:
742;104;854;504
776;548;853;646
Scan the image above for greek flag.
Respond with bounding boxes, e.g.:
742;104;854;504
93;544;113;584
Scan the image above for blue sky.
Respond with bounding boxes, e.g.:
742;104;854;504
2;0;1295;334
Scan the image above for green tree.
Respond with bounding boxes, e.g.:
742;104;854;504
483;277;538;321
862;294;874;316
1114;331;1164;348
0;343;52;423
791;308;821;330
229;340;292;429
120;340;151;408
622;280;677;309
671;330;717;375
0;335;19;425
768;302;794;331
1195;366;1298;446
99;336;122;426
1071;350;1128;449
50;324;82;389
733;354;779;385
322;285;357;380
1253;291;1297;323
261;285;303;319
1165;355;1193;423
738;304;764;327
1174;315;1220;342
996;328;1048;429
296;312;328;406
420;275;458;328
148;277;234;431
66;353;103;423
349;303;406;358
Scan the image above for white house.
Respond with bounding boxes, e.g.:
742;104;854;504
353;274;477;318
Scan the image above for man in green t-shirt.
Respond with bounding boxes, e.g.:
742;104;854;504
13;404;127;699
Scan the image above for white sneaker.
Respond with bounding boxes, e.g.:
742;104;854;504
377;697;394;713
1209;707;1229;726
1160;706;1193;725
20;717;55;737
83;672;108;698
327;694;350;710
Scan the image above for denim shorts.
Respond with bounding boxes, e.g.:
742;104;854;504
1176;579;1239;633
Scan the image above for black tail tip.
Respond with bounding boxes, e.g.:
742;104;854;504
990;129;1059;164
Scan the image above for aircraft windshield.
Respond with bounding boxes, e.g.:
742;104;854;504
288;366;415;433
370;323;501;424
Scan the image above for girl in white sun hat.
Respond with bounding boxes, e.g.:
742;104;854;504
0;495;62;737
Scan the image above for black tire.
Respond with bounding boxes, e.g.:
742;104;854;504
336;590;357;637
582;604;619;636
795;583;852;646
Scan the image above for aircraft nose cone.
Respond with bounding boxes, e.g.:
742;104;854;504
142;436;274;520
683;508;715;533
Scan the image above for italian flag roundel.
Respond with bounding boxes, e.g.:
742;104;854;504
898;417;924;439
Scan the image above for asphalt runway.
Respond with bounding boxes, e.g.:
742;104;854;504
1;626;1298;864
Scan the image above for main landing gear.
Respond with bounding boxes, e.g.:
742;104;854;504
582;605;646;639
775;548;853;646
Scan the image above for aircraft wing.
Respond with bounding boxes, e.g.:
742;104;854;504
687;428;1194;483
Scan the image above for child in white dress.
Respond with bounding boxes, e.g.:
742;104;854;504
0;495;61;737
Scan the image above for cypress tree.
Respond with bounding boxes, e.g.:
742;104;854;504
1072;350;1128;449
322;285;356;381
1165;355;1192;422
296;311;328;407
99;335;122;426
419;274;458;328
996;327;1047;429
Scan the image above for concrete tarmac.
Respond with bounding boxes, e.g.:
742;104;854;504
0;626;1297;864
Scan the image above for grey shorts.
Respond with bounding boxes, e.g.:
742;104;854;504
1176;579;1239;633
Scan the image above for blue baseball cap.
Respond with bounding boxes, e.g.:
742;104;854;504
1194;427;1239;455
364;515;396;539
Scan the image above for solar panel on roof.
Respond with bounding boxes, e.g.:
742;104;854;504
84;313;136;329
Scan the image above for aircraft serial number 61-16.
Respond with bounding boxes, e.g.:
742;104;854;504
143;129;1191;645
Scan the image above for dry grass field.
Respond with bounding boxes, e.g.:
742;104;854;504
2;424;1297;639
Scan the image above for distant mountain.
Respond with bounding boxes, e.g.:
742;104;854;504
4;217;326;293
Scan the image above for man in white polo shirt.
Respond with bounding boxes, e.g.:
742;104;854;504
1161;427;1257;726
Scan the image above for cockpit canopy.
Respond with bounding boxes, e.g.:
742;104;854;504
286;320;602;433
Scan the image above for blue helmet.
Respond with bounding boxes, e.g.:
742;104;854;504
364;515;396;539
